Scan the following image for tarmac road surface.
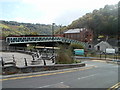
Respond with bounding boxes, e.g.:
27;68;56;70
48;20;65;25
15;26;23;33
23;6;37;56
1;60;120;89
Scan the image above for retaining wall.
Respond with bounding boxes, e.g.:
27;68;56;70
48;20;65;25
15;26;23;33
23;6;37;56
2;63;85;75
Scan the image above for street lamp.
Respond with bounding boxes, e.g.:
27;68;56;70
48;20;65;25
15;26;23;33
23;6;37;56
52;23;55;63
59;24;62;35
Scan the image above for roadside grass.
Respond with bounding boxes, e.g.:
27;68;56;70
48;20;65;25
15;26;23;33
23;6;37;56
73;60;81;63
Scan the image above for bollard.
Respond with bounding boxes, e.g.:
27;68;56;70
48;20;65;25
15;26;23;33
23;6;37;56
43;59;46;66
52;56;54;63
24;58;28;66
12;55;16;63
115;54;117;60
105;53;107;60
100;53;101;59
39;51;41;55
32;55;35;61
114;54;115;60
36;53;39;58
116;54;117;60
1;57;4;67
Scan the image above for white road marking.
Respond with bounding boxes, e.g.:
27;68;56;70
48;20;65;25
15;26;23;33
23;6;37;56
60;82;64;83
39;85;51;88
39;74;98;88
38;82;64;88
78;74;98;80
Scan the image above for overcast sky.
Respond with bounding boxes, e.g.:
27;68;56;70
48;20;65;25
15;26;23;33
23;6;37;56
0;0;119;25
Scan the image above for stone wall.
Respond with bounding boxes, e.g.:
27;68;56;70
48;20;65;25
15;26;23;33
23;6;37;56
2;63;85;75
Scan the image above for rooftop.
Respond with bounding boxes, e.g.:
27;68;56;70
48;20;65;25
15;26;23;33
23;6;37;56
64;28;86;34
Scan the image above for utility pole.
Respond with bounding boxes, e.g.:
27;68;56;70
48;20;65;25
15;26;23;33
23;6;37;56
52;23;55;63
60;24;62;35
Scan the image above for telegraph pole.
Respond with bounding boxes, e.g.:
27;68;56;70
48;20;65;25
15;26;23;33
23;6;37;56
60;24;62;35
52;23;55;63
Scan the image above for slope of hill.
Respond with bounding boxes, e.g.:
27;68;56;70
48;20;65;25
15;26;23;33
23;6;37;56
0;20;59;37
57;2;119;38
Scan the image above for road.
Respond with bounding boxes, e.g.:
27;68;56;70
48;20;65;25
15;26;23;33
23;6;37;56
1;60;120;89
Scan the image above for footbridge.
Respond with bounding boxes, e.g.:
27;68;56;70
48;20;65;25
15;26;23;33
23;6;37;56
6;36;86;47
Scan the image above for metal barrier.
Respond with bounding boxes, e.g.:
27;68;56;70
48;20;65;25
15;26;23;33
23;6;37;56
6;36;86;47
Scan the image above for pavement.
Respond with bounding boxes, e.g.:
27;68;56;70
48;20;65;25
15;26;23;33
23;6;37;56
1;60;120;89
0;52;55;67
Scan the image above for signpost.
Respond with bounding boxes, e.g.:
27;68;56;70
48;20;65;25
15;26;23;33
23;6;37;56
105;48;116;60
106;48;115;54
74;49;84;56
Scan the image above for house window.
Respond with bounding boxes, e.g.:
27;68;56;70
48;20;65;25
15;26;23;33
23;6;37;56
89;45;92;48
118;48;120;51
97;46;100;51
77;34;80;38
67;34;69;38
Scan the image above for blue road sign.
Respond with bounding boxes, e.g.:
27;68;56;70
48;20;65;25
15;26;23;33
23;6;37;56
74;49;84;55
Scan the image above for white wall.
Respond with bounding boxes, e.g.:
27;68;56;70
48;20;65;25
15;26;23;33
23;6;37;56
94;42;113;52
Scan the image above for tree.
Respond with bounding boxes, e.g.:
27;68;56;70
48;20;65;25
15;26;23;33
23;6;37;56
60;3;118;38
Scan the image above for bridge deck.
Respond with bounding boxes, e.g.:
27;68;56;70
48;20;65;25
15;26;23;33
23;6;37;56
6;36;86;47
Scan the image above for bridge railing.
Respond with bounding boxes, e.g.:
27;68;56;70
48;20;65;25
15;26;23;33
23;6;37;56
6;36;86;47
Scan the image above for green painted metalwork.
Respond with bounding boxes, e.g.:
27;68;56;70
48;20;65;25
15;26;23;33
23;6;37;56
6;36;86;47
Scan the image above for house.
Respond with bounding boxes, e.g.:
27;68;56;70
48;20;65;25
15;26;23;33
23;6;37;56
63;28;93;43
94;41;113;52
107;38;120;53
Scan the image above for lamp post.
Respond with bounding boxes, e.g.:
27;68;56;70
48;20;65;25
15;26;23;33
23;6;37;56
59;24;62;35
52;23;55;63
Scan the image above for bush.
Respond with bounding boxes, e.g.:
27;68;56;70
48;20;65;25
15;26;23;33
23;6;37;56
74;60;81;63
90;51;96;57
69;43;84;50
56;45;74;64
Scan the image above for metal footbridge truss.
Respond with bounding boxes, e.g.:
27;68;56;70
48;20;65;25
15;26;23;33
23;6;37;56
6;36;86;47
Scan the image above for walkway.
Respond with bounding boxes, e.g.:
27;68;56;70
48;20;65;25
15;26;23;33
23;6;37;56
0;52;54;67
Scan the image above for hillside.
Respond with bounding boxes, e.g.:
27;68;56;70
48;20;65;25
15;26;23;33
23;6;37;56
57;2;119;39
0;20;60;37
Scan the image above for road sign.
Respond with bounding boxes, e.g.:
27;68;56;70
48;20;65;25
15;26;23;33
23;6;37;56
74;49;84;55
106;48;115;54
